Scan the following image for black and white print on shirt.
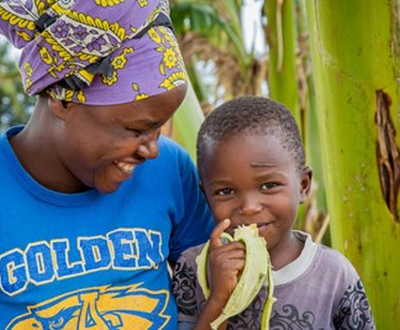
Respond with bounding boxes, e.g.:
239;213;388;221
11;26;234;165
173;259;198;317
333;279;375;329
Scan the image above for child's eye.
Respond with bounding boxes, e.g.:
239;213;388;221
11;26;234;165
261;182;278;190
214;188;234;196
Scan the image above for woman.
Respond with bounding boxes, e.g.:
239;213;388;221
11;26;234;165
0;1;213;328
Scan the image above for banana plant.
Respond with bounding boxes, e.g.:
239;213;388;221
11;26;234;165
168;0;265;160
164;81;205;160
305;1;400;328
170;0;266;102
264;0;328;241
264;0;300;123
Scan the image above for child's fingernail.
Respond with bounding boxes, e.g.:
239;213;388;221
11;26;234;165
220;237;230;245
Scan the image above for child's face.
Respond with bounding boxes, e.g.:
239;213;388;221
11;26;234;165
200;133;312;253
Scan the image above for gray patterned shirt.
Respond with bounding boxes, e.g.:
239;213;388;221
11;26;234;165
172;231;375;329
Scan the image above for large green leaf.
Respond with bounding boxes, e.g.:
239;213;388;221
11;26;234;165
305;1;400;327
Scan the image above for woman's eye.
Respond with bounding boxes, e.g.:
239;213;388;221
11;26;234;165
215;188;234;196
127;128;142;137
261;182;278;190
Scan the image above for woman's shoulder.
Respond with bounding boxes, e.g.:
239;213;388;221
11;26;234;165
157;136;194;167
158;135;187;155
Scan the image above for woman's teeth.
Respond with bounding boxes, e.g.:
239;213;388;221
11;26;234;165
113;161;134;175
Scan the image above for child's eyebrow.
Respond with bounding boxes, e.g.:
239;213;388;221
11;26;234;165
250;162;276;168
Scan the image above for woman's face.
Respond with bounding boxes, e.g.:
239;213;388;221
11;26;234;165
54;84;187;193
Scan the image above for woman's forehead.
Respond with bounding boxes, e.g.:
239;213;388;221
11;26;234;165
72;84;186;125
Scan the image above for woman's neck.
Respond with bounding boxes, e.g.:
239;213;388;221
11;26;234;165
9;109;88;193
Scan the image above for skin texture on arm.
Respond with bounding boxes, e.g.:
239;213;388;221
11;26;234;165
193;219;245;330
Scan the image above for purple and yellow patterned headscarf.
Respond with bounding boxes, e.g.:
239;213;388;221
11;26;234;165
0;0;186;105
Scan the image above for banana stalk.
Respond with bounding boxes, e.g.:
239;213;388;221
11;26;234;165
196;224;276;330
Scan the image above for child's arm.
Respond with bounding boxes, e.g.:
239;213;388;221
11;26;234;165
192;219;246;330
172;220;246;330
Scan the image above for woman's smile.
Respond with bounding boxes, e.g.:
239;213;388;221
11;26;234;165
113;160;140;177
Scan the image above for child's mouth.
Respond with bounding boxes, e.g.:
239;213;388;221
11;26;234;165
228;221;274;234
257;222;276;236
256;222;273;229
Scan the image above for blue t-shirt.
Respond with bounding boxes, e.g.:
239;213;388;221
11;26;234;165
0;126;213;329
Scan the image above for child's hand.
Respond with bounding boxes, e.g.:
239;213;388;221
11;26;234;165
207;219;246;307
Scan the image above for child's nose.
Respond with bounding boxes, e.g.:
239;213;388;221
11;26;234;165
238;195;263;215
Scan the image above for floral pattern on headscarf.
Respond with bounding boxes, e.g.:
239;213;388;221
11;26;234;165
0;0;187;105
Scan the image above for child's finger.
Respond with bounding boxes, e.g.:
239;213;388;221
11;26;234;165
210;219;231;249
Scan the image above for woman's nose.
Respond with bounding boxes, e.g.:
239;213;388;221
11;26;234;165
136;129;160;159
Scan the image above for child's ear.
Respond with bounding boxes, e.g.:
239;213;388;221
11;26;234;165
299;167;313;203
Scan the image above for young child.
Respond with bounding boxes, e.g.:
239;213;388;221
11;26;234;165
172;96;375;329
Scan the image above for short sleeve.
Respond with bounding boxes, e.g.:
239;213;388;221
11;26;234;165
172;251;200;324
333;278;376;329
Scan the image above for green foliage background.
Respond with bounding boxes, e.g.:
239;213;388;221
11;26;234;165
0;40;34;131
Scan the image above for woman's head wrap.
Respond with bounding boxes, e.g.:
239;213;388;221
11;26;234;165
0;0;187;105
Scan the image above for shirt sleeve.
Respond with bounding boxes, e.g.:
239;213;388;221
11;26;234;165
168;143;214;263
332;278;376;329
178;322;195;330
172;251;200;325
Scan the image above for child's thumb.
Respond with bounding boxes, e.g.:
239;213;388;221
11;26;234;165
210;219;231;249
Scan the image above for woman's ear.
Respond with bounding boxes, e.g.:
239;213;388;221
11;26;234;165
47;97;73;120
299;167;313;203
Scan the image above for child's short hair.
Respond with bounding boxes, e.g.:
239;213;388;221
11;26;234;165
197;96;305;172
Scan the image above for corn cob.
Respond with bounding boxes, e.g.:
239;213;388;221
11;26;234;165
196;224;276;330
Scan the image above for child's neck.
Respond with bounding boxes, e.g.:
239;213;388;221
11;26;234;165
269;231;304;270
